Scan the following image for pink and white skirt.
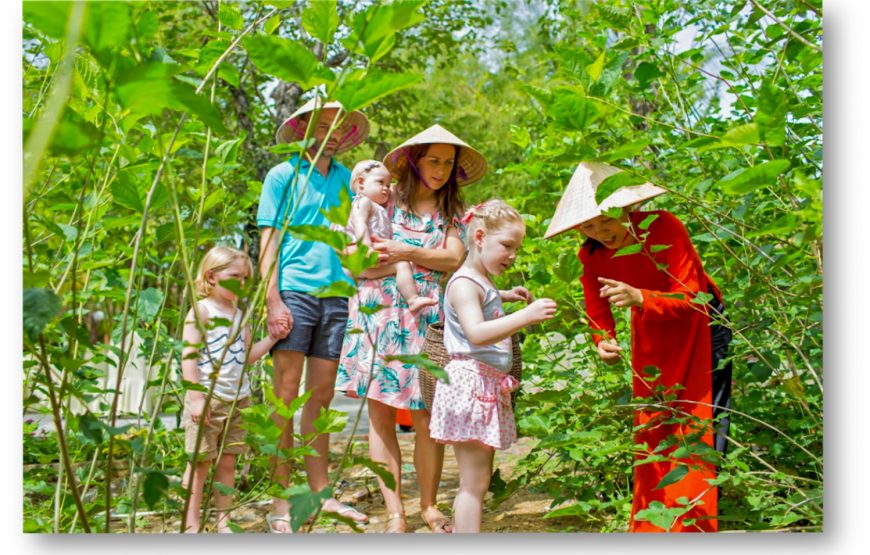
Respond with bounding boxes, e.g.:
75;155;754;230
429;355;519;450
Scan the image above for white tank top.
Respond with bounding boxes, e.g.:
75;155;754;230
196;298;250;401
443;270;512;372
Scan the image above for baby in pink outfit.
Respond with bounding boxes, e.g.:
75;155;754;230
347;160;437;314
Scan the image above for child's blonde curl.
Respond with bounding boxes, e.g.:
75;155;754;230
195;246;253;298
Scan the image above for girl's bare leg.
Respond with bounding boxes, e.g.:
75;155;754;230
452;441;494;533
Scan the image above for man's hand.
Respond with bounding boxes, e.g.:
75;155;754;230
267;299;293;339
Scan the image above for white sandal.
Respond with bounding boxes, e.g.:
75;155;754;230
266;514;292;534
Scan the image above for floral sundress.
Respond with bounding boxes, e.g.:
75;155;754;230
335;202;450;410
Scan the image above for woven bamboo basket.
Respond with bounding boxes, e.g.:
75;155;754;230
419;322;523;412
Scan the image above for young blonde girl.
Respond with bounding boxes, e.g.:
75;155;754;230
346;160;437;313
429;200;557;532
181;246;289;533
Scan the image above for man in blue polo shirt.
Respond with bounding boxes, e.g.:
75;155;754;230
257;98;370;532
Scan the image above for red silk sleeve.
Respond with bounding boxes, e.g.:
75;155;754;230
637;212;707;322
578;248;616;345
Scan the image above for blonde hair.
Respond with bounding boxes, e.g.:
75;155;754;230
350;159;387;193
462;199;525;250
195;245;253;298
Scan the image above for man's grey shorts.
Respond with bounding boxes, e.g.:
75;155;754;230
272;291;348;360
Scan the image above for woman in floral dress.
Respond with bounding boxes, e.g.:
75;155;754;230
336;125;487;532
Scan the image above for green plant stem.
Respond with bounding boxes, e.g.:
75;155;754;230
23;0;85;200
34;335;91;532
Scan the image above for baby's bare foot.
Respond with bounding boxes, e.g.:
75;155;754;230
407;296;438;314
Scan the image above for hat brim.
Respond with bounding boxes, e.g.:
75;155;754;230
275;100;370;155
382;125;488;186
543;162;667;239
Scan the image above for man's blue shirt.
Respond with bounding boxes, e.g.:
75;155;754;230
257;154;353;294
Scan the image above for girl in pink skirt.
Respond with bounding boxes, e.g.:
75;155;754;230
429;199;557;532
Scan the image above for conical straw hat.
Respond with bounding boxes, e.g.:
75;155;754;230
543;161;667;239
383;124;488;187
275;98;370;154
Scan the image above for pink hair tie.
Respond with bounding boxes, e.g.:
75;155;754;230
460;202;484;225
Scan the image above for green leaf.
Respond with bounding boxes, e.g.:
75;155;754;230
202;189;225;214
83;0;131;61
263;13;282;35
136;287;164;322
213;482;237;496
217;278;245;298
595;170;646;205
335;70;422;112
716;160;791;195
586;51;606;81
384;354;449;384
270;138;316;156
288;485;333;532
349;455;396;490
218;2;244;31
756;81;788;146
114;69;227;133
698;123;760;151
649;244;670;253
310;281;357;298
338;244;379;276
344;0;426;63
24;1;71;39
289;224;349;252
633;500;691;531
142;471;169;509
244;35;334;90
634;61;665;87
691;290;714;305
655;465;689;489
50;110;101;155
612;243;643;258
548;88;602;131
265;385;313;420
312;408;348;434
172;82;229;133
77;412;104;445
23;288;62;341
302;0;338;45
638;214;659;230
320;183;352;226
597;139;650;163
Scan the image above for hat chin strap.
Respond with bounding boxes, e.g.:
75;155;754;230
399;148;437;191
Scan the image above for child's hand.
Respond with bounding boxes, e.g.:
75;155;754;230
596;339;622;364
187;393;209;425
598;277;643;308
502;286;532;303
523;298;557;325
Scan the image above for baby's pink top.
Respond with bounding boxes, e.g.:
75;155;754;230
346;195;392;240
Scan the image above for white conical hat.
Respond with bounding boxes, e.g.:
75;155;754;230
275;98;370;154
383;124;487;187
544;161;667;239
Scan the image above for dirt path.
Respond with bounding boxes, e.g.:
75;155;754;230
145;433;575;533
